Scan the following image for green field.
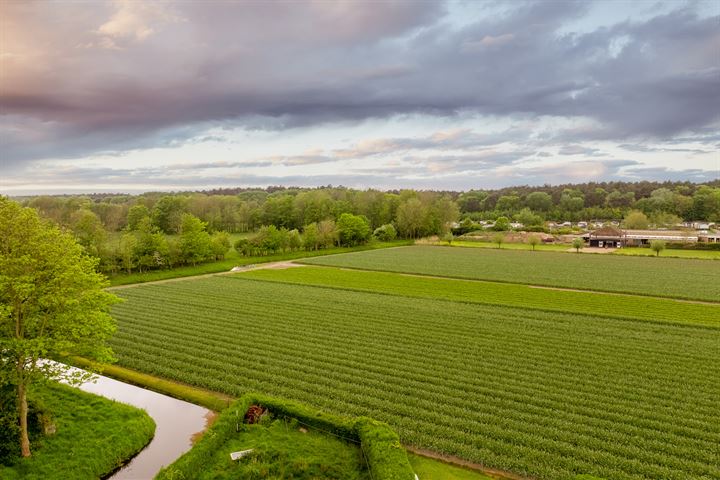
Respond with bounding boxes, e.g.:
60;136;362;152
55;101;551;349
109;276;720;480
0;383;155;480
613;247;720;260
444;240;571;251
237;266;720;327
301;245;720;301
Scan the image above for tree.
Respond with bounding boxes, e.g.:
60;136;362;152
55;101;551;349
209;231;231;260
572;237;584;253
179;214;212;265
493;233;505;248
395;198;426;238
302;223;320;250
650;240;666;257
493;216;510;231
287;229;302;251
337;213;370;246
624;210;649;229
0;198;118;457
525;192;553;212
528;235;540;251
152;196;187;234
317;219;338;248
126;204;151;231
118;232;138;274
442;232;454;245
133;217;169;272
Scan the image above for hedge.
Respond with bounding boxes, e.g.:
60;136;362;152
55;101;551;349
156;392;416;480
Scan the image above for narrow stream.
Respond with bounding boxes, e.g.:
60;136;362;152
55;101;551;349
78;374;212;480
50;362;213;480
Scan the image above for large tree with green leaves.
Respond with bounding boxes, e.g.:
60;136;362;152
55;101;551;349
0;198;118;457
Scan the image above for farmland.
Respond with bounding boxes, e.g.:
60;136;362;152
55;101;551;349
301;245;720;301
109;275;720;480
238;266;720;327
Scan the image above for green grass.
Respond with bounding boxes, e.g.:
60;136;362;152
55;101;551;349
0;382;155;480
408;454;494;480
189;417;370;480
612;247;720;260
301;245;720;302
109;276;720;480
445;240;571;251
236;266;720;327
107;240;410;286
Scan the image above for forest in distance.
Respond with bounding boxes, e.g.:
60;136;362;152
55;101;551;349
12;179;720;275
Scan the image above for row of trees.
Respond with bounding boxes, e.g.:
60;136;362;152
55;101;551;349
24;183;720;240
458;185;720;224
234;214;398;257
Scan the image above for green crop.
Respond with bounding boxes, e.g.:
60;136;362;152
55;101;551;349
110;276;720;480
301;245;720;302
237;266;720;327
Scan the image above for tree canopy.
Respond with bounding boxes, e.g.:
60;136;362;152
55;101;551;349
0;198;119;457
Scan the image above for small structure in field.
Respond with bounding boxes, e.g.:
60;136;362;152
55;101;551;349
586;226;625;248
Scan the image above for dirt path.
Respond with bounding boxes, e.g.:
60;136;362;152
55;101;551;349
108;261;306;290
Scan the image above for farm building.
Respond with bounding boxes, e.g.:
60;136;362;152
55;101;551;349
585;226;625;248
698;232;720;243
584;228;700;248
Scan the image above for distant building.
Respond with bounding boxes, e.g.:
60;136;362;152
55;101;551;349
586;226;625;248
584;227;700;248
698;232;720;243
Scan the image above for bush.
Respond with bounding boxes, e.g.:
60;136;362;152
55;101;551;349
373;224;397;241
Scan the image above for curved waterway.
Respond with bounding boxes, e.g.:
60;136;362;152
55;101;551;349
51;362;213;480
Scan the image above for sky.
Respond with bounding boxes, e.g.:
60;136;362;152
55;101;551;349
1;0;719;195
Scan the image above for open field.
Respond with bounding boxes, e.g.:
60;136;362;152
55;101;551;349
109;276;720;480
0;383;155;480
238;266;720;327
301;245;720;301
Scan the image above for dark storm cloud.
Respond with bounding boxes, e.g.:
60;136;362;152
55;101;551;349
1;0;719;164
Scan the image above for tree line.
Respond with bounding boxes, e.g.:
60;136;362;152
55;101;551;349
17;181;720;274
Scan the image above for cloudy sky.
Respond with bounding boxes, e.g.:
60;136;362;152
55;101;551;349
1;0;718;194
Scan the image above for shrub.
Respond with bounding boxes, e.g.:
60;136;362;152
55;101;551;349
373;224;397;241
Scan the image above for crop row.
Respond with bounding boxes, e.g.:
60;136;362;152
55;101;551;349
236;266;720;327
300;245;720;302
110;277;720;480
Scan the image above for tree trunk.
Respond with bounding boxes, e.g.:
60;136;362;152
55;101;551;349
18;381;30;457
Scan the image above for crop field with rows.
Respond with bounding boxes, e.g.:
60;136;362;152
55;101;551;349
301;245;720;301
238;266;720;327
110;275;720;480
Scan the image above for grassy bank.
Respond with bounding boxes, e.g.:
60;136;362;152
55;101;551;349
0;382;155;480
107;240;410;286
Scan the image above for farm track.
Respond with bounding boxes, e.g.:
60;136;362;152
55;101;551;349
107;260;306;290
110;276;720;480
